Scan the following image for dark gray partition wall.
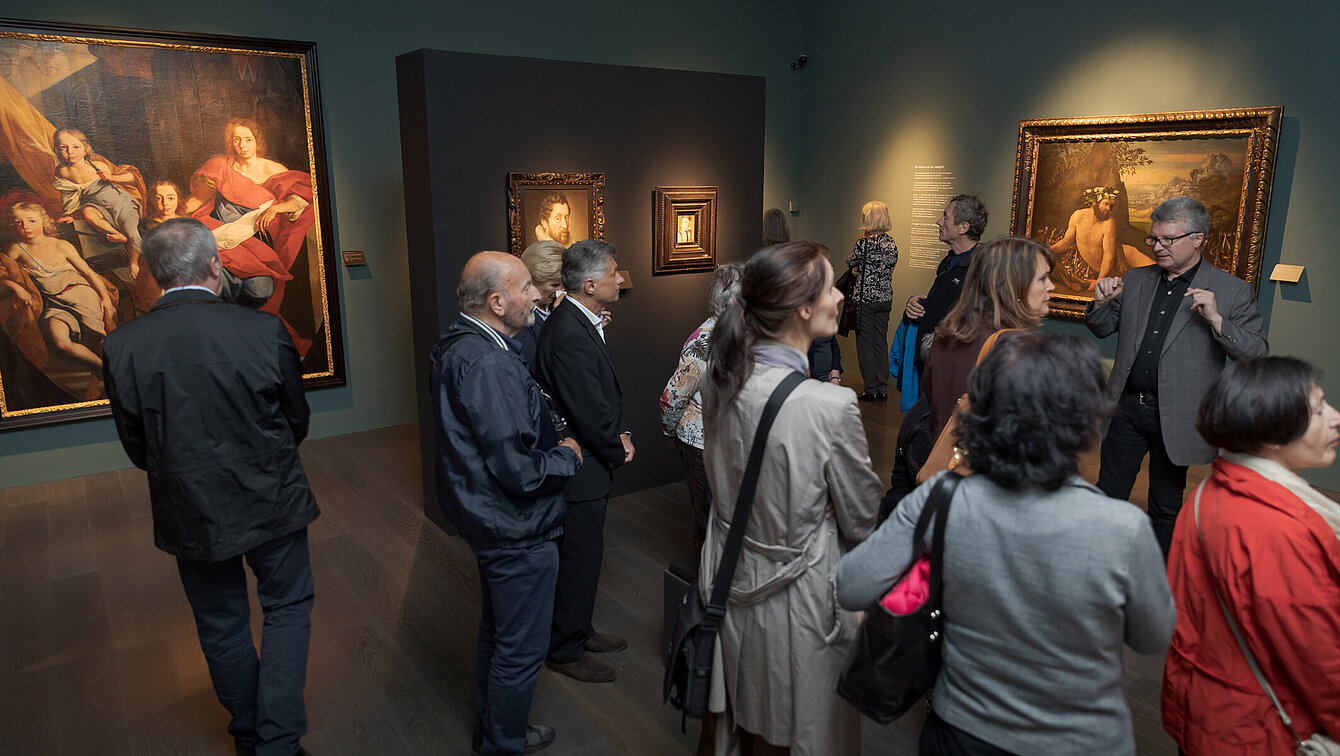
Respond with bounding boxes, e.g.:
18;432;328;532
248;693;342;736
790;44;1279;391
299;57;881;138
397;50;765;527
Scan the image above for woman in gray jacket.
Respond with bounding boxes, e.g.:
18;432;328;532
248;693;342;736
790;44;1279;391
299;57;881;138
699;241;882;755
838;331;1175;756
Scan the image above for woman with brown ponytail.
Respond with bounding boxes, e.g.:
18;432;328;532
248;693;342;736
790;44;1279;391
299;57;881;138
697;241;882;756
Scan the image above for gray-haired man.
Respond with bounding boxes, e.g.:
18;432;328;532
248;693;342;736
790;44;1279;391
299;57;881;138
533;239;634;683
103;218;317;756
1087;195;1267;555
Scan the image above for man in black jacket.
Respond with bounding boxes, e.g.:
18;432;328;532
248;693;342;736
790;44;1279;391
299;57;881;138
902;193;988;362
533;239;634;683
431;251;582;755
103;219;317;756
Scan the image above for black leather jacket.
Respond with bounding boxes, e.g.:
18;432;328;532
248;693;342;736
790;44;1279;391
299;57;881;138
103;289;318;561
429;318;580;548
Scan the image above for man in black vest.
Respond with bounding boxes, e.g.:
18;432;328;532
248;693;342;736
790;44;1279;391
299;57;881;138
103;218;317;756
534;239;634;684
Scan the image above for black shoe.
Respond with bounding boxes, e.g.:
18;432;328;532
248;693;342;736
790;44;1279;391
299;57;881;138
546;655;616;683
875;391;888;402
472;724;556;755
583;632;628;653
858;391;880;402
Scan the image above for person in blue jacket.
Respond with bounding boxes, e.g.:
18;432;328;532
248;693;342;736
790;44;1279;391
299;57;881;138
430;251;582;756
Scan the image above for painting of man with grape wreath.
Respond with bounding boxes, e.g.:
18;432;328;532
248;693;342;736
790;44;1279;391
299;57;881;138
1010;108;1282;318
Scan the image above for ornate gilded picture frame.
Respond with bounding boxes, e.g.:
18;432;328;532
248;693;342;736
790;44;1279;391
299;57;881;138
1009;106;1282;319
0;18;343;430
652;185;717;275
506;172;605;256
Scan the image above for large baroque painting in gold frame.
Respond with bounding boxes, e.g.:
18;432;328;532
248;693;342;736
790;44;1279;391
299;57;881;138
0;17;343;430
1009;107;1282;319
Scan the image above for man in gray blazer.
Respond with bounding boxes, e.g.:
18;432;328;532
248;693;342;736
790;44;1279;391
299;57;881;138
1086;195;1267;555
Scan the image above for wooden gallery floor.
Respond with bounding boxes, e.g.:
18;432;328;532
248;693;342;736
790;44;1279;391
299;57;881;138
1;400;1200;755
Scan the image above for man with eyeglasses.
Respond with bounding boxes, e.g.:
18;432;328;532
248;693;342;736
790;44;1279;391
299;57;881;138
1086;195;1267;556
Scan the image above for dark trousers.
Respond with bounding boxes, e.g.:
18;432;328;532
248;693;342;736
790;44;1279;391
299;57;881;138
1097;393;1189;556
474;540;559;756
176;528;313;756
883;396;933;523
920;709;1016;756
548;496;607;663
856;299;893;393
675;439;709;553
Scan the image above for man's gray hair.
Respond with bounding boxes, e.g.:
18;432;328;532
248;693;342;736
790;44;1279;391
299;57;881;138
561;239;617;291
708;262;743;317
1151;195;1211;237
142;218;218;289
457;257;508;313
950;193;989;241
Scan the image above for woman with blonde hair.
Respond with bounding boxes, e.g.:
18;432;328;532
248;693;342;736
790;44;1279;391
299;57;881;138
846;200;898;401
923;237;1055;437
516;240;566;366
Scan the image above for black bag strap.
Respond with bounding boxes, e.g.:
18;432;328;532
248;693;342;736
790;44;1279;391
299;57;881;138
912;473;961;610
703;370;807;628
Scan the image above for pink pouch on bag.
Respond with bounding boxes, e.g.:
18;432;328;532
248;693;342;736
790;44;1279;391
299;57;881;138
879;556;931;614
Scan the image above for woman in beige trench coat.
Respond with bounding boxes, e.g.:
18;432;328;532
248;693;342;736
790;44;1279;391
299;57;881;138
698;241;882;755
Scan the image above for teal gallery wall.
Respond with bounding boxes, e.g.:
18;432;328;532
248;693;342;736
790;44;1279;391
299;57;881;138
798;0;1340;490
0;0;808;487
5;0;1340;491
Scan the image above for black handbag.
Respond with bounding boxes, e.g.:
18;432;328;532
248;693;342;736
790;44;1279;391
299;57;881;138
663;371;806;731
836;241;863;338
836;268;858;337
837;473;960;723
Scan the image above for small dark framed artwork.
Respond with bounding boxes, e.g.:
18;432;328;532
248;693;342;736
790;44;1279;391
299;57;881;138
653;186;717;275
506;172;605;256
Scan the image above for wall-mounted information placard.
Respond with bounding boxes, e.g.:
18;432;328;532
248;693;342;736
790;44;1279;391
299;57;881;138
908;165;957;270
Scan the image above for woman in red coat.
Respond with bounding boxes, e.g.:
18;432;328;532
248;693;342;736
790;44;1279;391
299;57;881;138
1163;357;1340;754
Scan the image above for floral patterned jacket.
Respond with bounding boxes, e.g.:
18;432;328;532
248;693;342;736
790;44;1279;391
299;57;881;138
659;317;714;449
845;232;899;304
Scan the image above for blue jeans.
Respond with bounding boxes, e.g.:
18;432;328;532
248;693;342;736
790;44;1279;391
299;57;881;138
176;528;314;756
474;539;560;755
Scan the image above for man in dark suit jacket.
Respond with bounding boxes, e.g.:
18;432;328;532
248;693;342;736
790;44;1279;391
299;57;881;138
1087;195;1267;555
103;219;317;756
533;239;634;683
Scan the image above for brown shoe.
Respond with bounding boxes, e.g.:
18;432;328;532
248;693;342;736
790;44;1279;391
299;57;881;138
583;632;628;653
546;655;616;683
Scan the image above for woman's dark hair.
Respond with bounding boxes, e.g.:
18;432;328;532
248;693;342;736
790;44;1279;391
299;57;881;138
762;208;791;245
956;331;1112;491
704;241;828;416
1197;357;1322;453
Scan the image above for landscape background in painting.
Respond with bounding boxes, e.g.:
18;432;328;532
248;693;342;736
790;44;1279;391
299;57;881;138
0;25;339;428
1028;137;1250;296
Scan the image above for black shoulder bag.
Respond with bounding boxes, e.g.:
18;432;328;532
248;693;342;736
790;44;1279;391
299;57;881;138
838;472;961;723
663;370;806;731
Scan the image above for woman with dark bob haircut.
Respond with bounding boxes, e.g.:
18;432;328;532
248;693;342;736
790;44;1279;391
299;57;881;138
1163;357;1340;755
698;241;882;755
839;331;1175;756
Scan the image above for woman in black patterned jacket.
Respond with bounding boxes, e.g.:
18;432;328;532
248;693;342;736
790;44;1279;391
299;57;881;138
846;200;899;401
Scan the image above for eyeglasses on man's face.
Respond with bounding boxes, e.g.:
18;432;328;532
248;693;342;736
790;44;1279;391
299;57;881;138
1143;231;1199;248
